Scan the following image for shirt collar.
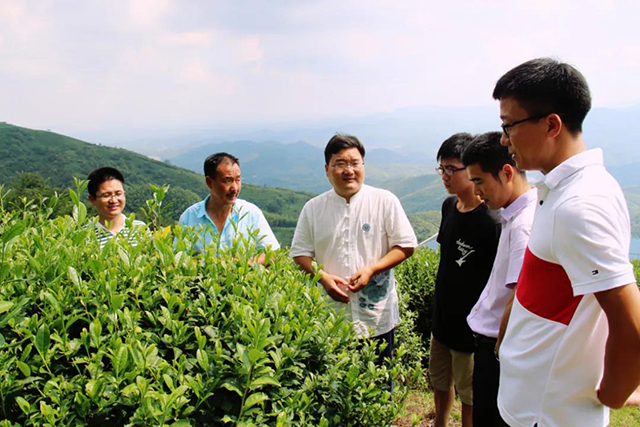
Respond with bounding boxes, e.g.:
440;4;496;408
197;195;241;219
501;188;537;223
195;196;210;218
331;184;368;204
542;148;603;190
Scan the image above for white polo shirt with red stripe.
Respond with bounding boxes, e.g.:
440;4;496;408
497;149;636;427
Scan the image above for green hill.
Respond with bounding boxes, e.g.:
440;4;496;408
379;174;448;213
0;123;314;244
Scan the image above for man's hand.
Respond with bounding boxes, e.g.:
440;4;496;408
595;283;640;409
320;274;350;303
348;266;374;293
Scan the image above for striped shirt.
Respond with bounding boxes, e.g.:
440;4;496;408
94;215;146;248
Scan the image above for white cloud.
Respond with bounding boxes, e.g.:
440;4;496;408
1;0;640;133
126;0;170;29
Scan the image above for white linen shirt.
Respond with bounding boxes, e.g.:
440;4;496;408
290;184;417;337
467;188;537;338
498;149;636;427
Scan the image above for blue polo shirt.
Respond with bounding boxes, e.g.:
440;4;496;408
178;196;280;253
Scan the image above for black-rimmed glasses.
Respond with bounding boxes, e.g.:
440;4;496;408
501;113;550;137
435;165;466;177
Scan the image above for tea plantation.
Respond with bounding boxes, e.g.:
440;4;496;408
1;184;637;426
0;184;433;426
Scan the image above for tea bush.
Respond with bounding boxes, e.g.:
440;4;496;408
395;247;439;369
0;186;416;426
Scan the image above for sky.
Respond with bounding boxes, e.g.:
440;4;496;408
1;0;640;137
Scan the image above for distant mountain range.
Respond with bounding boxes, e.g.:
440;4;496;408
3;122;638;240
167;136;640;215
79;104;640;169
168;139;432;195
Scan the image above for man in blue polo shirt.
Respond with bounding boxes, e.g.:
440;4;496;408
179;152;279;263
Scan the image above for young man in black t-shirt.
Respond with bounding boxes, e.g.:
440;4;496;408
429;133;501;427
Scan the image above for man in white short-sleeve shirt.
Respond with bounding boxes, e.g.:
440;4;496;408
494;58;640;427
290;133;417;347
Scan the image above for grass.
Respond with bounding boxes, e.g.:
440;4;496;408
395;389;640;427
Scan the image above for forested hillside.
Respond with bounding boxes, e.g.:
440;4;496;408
0;124;314;244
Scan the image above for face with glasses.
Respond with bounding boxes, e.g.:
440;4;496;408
89;179;126;222
437;157;474;195
499;97;554;172
325;147;365;201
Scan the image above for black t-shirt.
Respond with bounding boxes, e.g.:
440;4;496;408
432;196;501;353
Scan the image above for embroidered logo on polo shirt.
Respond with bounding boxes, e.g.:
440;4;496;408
455;239;475;267
592;269;599;275
362;223;371;232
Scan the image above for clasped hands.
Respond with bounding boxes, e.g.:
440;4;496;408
320;266;374;303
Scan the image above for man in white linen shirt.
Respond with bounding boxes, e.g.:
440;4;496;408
461;131;536;427
290;133;417;363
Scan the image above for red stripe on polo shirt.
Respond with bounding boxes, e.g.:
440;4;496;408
516;248;583;325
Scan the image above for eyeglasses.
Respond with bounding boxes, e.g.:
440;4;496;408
96;191;125;200
501;113;551;137
331;160;364;171
436;165;466;177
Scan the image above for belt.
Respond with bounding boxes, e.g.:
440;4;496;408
473;333;497;346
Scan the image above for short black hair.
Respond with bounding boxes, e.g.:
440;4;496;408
436;132;474;161
493;58;591;134
204;152;240;179
461;132;524;179
324;133;365;165
87;167;125;197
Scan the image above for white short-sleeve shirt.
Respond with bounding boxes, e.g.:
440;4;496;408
498;149;636;427
467;188;537;338
290;184;417;337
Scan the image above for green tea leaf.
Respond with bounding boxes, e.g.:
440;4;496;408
111;294;124;311
35;324;50;355
17;361;31;377
67;266;80;287
237;343;251;371
41;292;62;315
0;301;13;315
248;348;262;364
68;189;79;205
2;222;25;244
250;375;280;389
115;346;129;375
196;349;209;371
221;380;243;396
243;392;268;409
16;396;30;414
163;373;174;391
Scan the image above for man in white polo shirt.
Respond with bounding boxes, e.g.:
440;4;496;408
494;58;640;426
290;133;417;366
461;131;536;427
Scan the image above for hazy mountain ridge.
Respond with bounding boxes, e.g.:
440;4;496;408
80;104;640;169
0;123;316;244
3;122;637;242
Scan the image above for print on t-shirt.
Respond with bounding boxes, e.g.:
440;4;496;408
455;239;475;267
360;270;391;308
